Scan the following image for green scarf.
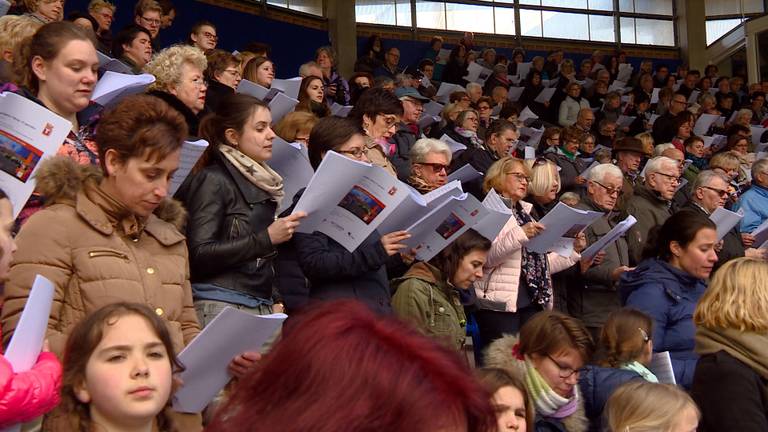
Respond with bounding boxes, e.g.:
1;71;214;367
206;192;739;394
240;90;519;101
621;361;659;383
523;357;579;419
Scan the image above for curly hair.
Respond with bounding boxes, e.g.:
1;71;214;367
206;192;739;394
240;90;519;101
144;44;207;92
205;49;238;81
0;15;42;58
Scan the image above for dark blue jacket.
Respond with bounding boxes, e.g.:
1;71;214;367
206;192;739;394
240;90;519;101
619;258;707;389
579;365;643;432
294;230;392;315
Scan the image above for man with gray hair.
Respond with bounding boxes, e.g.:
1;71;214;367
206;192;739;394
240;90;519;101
407;138;452;193
734;158;768;232
681;170;764;269
298;61;322;79
572;163;633;338
466;82;483;104
625;156;679;264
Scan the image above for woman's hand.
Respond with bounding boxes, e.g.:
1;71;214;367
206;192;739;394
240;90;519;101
326;83;338;97
268;212;307;245
579;251;604;273
521;222;545;239
228;351;262;379
611;265;634;281
381;231;411;256
742;233;756;248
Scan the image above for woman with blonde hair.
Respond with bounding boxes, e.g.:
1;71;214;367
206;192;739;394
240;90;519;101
145;44;208;136
692;257;768;431
274;111;319;145
24;0;64;24
525;158;561;219
605;381;699;432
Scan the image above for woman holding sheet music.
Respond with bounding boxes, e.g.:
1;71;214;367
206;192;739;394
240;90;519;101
295;116;410;314
177;93;306;325
474;157;584;346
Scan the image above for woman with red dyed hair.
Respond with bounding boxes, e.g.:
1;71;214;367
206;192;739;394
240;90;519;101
206;300;497;432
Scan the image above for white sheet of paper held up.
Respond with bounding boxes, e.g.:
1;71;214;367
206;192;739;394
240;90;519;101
91;72;156;107
271;78;301;99
169;139;208;196
447;164;482;183
268;92;299;124
172;308;286;413
525;202;603;255
236;79;270;100
580;215;637;260
709;207;743;241
649;351;676;385
534;87;556;104
5;275;55;373
440;134;467;153
269;138;314;213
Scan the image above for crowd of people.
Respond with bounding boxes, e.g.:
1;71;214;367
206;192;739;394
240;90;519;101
0;0;766;431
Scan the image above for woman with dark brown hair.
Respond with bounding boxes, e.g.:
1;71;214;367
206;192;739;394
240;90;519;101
477;367;535;432
294;75;329;118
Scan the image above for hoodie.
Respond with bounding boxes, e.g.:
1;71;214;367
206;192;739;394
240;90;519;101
619;258;707;389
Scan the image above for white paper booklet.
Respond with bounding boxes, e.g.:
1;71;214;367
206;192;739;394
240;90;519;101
709;207;743;241
534;87;556;104
97;51;134;75
292;151;410;252
473;189;513;241
519;106;539;123
268;92;299;124
440;134;467;153
701;134;727;151
5;275;54;373
650;88;661;104
693;113;720;136
436;48;451;65
236;79;273;101
404;192;487;261
520;127;544;149
271;78;301;99
463;62;492;84
447;164;482;183
91;72;155;108
169;139;209;196
377;180;464;235
581;215;637;260
507;87;525;102
649;351;676;385
750;126;766;146
423;101;445;117
516;62;532;80
330;102;353;117
172;307;286;413
526;202;603;255
608;80;627;93
750;216;768;246
0;92;71;217
418;114;441;130
269;137;314;213
687;90;700;105
616;115;636;128
436;82;465;104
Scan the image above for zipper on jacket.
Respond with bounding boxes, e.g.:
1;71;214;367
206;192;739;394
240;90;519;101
88;250;130;260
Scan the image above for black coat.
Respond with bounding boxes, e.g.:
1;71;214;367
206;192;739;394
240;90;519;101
389;124;420;182
651;111;677;145
544;150;585;194
204;79;234;114
148;90;204;138
450;146;498;200
176;149;278;301
294;230;393;315
692;350;768;432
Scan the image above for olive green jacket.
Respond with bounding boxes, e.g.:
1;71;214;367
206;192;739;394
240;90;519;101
391;262;467;350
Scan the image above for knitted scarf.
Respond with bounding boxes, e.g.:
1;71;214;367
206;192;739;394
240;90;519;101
512;202;552;306
621;361;659;383
218;145;285;207
523;357;580;419
696;326;768;392
454;126;484;148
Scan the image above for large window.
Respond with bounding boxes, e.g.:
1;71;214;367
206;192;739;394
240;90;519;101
355;0;676;47
267;0;323;16
704;0;764;46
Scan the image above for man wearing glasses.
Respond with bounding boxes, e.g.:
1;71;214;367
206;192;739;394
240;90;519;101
612;137;647;212
734;158;768;233
652;92;688;144
390;87;430;181
625;156;679;265
134;0;162;46
574;163;633;340
188;20;217;53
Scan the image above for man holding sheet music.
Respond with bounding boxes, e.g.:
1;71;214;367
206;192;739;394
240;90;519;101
734;158;768;233
572;164;632;338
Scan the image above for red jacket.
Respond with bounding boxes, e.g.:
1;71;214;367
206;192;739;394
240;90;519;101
0;352;62;427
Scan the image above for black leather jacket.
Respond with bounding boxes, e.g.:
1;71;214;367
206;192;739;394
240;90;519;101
176;149;278;301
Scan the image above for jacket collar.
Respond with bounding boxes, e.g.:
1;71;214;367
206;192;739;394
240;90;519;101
215;148;273;205
148;90;200;137
635;184;670;206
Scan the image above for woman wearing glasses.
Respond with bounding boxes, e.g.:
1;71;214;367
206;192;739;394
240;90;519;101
544;126;587;194
203;49;241;113
474;157;585;346
485;311;594;432
407;138;452;194
619;210;718;389
444;109;484;151
145;44;208;137
293;116;410;314
348;87;403;177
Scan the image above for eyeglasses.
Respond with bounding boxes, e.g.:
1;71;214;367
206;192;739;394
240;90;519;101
593;181;624;197
547;355;583;379
202;31;218;41
223;69;241;77
338;147;368;158
478;105;491;111
416;162;449;174
506;171;531;183
672;99;688;105
701;186;729;197
377;114;399;128
140;16;161;26
653;171;680;184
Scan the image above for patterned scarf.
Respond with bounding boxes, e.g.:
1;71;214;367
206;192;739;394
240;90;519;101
621;361;659;383
523;356;580;419
512;202;552;306
218;145;285;207
454;126;484;148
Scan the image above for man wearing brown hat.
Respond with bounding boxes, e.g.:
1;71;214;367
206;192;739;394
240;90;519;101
612;136;648;211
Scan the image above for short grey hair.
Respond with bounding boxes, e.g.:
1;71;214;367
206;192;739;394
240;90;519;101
644;156;677;176
653;143;675;156
481;48;496;58
692;170;729;192
588;163;623;183
298;61;320;77
738;108;753;119
410;138;452;164
466;82;482;93
751;158;768;184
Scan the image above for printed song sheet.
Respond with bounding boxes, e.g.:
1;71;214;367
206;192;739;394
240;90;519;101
91;72;156;108
709;207;743;241
525;202;603;255
581;215;637;260
269;138;314;213
169;139;209;196
473;189;512;241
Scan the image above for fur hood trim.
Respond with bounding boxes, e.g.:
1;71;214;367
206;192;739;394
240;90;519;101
34;156;187;231
484;335;589;432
